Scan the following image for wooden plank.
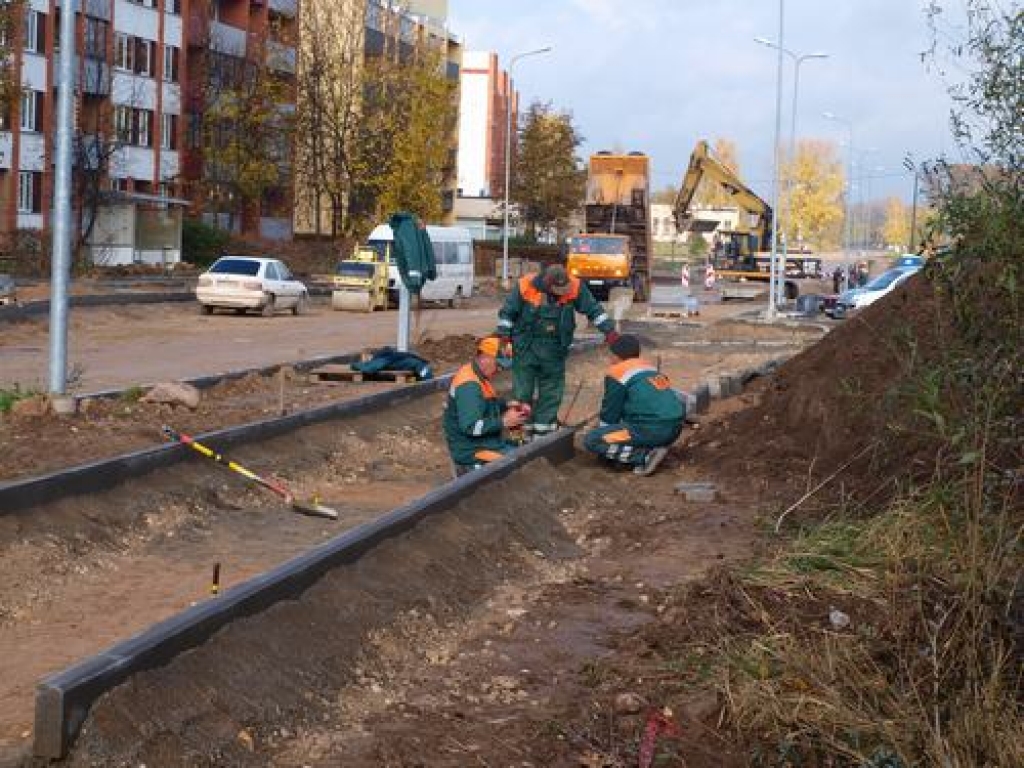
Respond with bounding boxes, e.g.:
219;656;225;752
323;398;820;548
308;365;414;385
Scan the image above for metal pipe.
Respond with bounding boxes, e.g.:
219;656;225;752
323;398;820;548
49;0;79;393
767;0;785;318
397;283;411;352
500;46;551;288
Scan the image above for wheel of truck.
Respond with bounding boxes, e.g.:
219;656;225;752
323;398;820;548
199;303;213;316
261;294;276;317
785;281;799;301
292;293;309;316
448;286;464;309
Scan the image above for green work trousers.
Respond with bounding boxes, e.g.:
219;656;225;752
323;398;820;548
512;345;566;433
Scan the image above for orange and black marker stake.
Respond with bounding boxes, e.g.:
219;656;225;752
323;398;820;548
211;562;221;597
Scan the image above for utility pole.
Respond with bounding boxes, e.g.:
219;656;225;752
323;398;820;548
49;0;78;394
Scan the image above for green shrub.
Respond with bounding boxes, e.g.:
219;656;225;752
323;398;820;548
181;219;231;268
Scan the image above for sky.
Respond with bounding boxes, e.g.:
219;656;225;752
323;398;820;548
447;0;967;202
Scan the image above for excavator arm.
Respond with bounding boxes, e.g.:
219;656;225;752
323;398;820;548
672;141;773;246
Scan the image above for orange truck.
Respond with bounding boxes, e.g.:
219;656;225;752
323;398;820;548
567;152;652;301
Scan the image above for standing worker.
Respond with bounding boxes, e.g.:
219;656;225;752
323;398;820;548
583;334;684;476
444;336;530;475
497;264;618;436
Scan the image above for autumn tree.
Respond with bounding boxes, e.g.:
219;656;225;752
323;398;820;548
881;196;910;249
512;101;586;240
0;1;20;124
694;137;740;208
360;52;457;226
652;185;678;205
201;30;294;232
294;0;365;238
781;139;845;249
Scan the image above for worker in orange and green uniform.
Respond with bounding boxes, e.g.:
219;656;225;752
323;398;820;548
496;264;618;436
584;334;684;476
443;336;531;475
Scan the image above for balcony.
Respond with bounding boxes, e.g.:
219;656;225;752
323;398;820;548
210;21;247;57
55;0;111;21
0;132;12;170
266;40;296;74
268;0;297;17
52;58;111;96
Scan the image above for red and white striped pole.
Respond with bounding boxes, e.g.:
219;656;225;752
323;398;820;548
680;263;690;291
704;261;717;290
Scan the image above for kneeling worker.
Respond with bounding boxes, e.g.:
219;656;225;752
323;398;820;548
444;336;531;474
584;334;684;476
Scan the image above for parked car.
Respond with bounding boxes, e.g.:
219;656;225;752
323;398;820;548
196;256;309;316
895;254;926;269
830;266;920;318
0;274;16;306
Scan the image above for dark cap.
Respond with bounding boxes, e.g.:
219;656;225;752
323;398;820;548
543;264;572;295
610;333;641;359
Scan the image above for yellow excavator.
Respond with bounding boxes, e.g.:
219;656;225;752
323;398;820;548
673;141;800;300
331;246;389;312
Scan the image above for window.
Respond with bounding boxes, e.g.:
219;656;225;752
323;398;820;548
84;17;108;59
135;108;153;147
110;177;129;192
135;38;154;76
20;90;40;131
23;10;45;54
162;45;179;83
265;262;280;280
17;171;40;213
186;112;201;149
160;112;176;150
114;105;132;142
115;33;134;71
166;0;182;15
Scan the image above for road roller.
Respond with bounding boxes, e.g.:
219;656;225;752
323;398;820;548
331;247;389;312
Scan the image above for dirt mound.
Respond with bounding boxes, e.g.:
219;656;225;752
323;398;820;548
689;275;947;499
413;333;479;366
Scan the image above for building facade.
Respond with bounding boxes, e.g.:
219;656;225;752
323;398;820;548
292;0;462;238
0;0;297;258
455;50;515;200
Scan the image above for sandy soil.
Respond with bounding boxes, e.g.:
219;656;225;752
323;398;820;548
0;315;828;766
0;297;500;392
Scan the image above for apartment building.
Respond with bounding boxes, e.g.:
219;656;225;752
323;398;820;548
292;0;462;238
0;0;297;264
452;50;515;241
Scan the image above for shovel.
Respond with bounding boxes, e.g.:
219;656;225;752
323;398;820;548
162;426;339;520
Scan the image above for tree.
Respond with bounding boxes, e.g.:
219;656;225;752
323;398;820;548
361;51;458;226
694;137;740;208
781;139;845;250
512;101;586;240
881;196;910;249
294;0;366;238
652;185;678;205
0;1;20;126
200;27;294;232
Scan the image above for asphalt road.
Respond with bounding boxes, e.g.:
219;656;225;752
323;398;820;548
0;297;500;392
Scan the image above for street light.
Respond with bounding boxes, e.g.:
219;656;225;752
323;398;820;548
763;1;786;319
501;46;552;288
824;111;854;265
904;154;919;254
754;37;828;304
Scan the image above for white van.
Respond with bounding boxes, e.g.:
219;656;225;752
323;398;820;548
366;224;475;307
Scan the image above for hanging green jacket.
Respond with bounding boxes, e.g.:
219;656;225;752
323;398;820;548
443;361;508;465
496;274;614;355
600;357;685;427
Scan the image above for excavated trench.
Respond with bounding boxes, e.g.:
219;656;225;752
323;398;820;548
0;319;825;765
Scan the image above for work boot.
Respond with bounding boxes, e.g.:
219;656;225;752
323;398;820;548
635;447;669;476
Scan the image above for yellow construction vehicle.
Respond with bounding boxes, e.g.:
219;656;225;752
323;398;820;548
673;140;800;300
331;246;389;312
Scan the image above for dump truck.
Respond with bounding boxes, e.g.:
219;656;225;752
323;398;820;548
570;151;652;301
673;140;799;300
331;246;389;312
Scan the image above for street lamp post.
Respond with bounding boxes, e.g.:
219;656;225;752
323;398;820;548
501;46;552;289
764;0;786;319
904;156;919;254
754;37;828;305
824;112;854;267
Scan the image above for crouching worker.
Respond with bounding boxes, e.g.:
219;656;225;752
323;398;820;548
444;336;531;475
584;334;684;476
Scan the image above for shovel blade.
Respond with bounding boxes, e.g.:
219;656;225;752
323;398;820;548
292;500;340;520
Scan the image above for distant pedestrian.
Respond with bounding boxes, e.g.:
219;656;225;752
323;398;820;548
832;267;842;294
857;262;870;287
848;264;857;288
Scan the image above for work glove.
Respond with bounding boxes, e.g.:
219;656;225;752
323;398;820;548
499;336;513;357
605;330;621;346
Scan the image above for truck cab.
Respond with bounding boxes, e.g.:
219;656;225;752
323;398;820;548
566;234;632;300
